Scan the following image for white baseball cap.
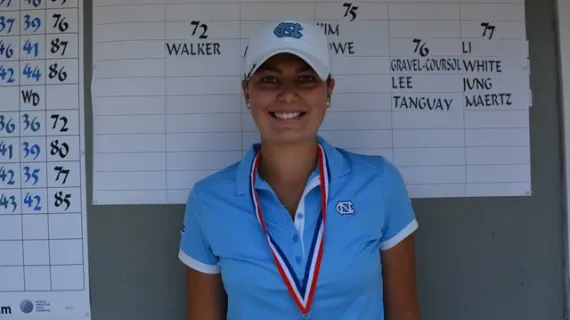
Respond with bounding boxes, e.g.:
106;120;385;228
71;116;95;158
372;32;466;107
242;19;331;81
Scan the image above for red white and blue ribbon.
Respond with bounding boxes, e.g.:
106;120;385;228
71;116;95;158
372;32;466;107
249;144;330;319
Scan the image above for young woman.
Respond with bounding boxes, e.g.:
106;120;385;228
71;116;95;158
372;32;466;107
179;19;421;320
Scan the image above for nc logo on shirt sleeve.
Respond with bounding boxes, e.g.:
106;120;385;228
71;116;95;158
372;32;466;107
336;200;355;215
273;22;304;39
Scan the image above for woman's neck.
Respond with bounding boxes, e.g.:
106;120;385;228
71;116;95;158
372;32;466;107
258;137;318;186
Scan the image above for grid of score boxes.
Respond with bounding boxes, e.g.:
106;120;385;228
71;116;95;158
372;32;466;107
0;0;85;292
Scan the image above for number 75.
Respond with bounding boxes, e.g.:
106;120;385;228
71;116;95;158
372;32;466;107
342;3;358;21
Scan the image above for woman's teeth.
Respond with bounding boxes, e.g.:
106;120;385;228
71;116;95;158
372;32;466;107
273;112;301;119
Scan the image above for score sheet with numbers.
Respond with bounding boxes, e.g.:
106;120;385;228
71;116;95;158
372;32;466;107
0;0;91;318
92;0;532;205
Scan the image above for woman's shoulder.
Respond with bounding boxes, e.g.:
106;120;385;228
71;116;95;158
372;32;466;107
191;160;241;195
333;146;410;201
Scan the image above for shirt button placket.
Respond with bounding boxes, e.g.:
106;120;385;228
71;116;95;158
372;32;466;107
294;211;304;266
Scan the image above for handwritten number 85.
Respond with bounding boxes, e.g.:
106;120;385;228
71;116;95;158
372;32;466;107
54;191;71;210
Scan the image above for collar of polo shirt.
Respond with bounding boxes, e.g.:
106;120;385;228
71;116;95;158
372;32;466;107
234;136;350;195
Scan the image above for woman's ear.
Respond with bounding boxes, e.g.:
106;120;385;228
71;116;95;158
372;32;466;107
326;77;335;94
241;79;250;108
326;77;335;107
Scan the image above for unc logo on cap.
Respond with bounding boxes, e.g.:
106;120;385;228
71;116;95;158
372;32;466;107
273;22;303;39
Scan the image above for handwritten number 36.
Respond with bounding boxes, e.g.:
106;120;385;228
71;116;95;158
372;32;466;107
0;115;15;134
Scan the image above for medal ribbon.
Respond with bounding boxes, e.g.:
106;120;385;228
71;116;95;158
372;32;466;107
249;144;329;318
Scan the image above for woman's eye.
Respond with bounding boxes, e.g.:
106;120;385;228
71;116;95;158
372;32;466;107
299;75;315;82
261;76;276;83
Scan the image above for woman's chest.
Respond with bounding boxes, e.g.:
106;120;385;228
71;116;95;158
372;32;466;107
203;190;387;296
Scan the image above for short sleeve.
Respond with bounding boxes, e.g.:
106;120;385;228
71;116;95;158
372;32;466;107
379;160;419;251
178;187;220;274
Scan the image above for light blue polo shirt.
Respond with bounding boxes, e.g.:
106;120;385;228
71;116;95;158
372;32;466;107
179;136;418;319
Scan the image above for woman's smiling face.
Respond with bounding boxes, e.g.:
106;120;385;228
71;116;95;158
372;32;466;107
242;53;334;145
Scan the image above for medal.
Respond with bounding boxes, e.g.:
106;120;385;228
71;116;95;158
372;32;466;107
249;144;329;318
